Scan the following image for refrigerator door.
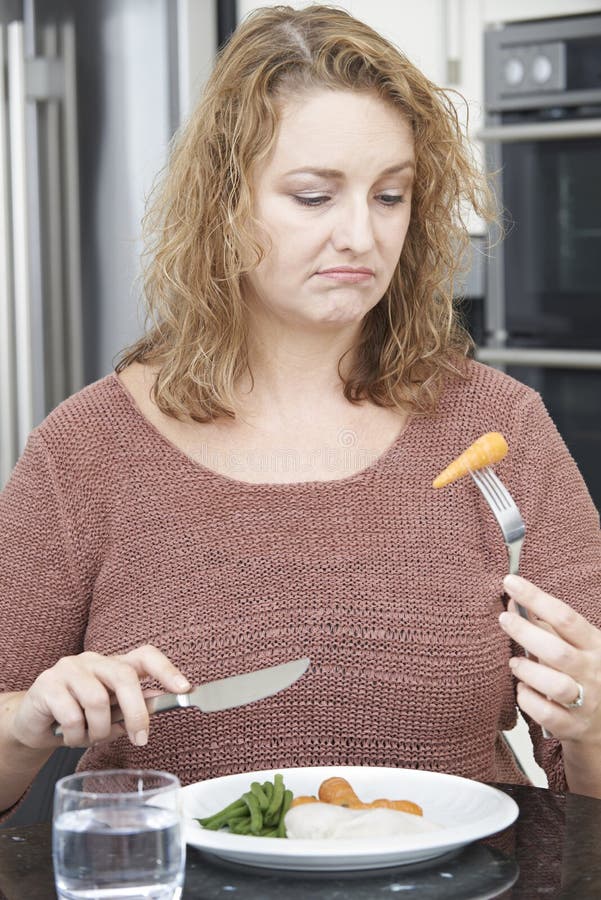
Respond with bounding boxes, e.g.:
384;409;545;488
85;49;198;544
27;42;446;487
1;1;217;488
1;5;83;486
6;19;36;471
0;23;18;483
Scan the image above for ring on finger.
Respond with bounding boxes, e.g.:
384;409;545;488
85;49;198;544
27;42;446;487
562;681;585;710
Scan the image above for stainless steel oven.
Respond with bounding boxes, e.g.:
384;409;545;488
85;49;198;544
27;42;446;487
478;13;601;508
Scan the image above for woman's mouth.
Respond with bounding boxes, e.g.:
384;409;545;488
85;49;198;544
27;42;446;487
317;267;375;284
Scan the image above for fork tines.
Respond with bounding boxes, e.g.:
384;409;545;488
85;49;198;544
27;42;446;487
470;466;526;545
471;467;513;511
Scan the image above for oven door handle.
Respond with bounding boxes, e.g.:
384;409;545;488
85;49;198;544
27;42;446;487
476;348;601;369
477;118;601;143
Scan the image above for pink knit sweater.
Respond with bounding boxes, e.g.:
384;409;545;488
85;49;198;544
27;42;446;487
1;361;599;793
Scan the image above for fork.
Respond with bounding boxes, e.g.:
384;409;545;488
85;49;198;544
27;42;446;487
470;466;528;624
471;467;554;737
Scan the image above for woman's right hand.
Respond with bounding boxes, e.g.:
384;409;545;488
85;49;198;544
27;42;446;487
9;645;190;750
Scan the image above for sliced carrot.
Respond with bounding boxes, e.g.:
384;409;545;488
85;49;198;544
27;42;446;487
316;778;423;816
318;777;362;808
290;795;319;808
367;798;423;816
433;431;508;489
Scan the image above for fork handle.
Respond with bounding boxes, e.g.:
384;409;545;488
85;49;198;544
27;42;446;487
506;538;529;625
506;540;552;739
507;537;524;578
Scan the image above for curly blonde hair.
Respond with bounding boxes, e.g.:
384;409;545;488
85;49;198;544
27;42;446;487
115;4;497;421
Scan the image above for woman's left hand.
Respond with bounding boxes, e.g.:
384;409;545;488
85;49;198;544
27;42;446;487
499;574;601;743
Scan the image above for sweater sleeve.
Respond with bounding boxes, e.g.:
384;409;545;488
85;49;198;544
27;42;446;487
0;430;90;693
504;389;601;792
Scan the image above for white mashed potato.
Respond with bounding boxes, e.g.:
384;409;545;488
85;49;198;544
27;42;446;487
284;802;441;840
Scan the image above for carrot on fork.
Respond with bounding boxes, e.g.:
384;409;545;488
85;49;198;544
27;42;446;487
432;431;508;489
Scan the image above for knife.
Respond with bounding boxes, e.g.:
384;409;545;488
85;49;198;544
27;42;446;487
52;657;310;737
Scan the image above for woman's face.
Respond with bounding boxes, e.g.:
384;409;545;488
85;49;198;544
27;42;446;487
244;89;414;332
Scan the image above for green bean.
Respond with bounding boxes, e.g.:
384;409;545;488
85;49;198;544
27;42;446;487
250;782;269;811
230;820;253;835
243;791;263;834
198;775;292;837
201;816;234;831
197;798;246;827
226;815;250;829
203;804;250;831
264;773;284;825
276;789;293;838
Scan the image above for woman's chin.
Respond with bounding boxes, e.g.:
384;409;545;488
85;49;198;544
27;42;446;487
309;300;374;327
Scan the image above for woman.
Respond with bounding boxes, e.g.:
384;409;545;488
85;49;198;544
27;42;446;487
1;5;600;819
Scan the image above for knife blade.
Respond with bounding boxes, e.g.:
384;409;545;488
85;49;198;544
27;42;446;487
52;657;309;737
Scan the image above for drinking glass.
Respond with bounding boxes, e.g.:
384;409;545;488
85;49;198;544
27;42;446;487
52;769;185;900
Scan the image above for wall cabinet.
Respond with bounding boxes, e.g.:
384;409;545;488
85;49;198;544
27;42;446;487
483;0;601;23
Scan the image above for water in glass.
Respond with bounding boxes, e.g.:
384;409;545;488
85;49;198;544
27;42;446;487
52;769;185;900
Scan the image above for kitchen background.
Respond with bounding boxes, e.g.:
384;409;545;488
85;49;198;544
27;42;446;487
1;0;600;814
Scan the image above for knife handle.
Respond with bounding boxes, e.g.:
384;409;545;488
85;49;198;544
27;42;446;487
51;692;191;737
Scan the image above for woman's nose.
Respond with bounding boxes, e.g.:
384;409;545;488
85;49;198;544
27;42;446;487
330;200;375;255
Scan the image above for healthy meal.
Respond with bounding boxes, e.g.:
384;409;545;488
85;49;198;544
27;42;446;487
432;431;508;488
196;775;440;839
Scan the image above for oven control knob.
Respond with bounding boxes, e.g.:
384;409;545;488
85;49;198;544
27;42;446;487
532;54;553;84
504;57;524;86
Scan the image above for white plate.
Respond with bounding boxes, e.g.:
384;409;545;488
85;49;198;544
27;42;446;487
181;766;519;871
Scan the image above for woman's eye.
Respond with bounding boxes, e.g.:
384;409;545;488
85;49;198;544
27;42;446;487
293;195;330;207
292;193;404;208
378;194;404;206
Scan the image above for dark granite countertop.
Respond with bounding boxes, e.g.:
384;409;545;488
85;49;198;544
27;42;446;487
2;783;601;899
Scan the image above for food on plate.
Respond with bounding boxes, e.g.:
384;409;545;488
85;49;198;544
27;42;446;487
432;431;509;488
317;776;423;816
284;803;441;840
319;776;361;807
196;773;293;837
196;774;426;840
366;797;424;814
290;795;319;808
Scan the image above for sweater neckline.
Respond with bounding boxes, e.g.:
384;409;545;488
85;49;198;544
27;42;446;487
110;372;413;490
